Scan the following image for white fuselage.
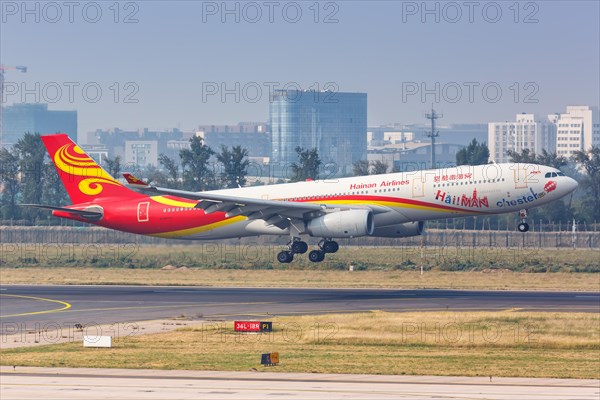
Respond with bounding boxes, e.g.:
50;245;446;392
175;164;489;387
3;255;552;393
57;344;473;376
180;163;577;239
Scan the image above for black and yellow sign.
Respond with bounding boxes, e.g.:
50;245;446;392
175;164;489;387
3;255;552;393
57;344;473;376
260;322;273;332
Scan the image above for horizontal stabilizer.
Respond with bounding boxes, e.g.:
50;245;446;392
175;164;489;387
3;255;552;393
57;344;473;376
122;173;151;189
21;204;104;221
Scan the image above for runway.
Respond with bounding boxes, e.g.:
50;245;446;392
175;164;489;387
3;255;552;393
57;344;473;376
1;285;598;335
2;367;599;400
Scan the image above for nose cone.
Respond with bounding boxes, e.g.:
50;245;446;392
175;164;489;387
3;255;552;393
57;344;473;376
565;177;578;194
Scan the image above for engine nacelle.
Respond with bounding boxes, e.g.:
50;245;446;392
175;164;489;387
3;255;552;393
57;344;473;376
306;209;374;238
371;221;424;238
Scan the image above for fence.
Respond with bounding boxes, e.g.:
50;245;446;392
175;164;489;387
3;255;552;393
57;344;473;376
1;225;599;249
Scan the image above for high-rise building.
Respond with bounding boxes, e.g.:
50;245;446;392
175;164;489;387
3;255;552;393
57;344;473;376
1;103;77;148
270;90;367;175
554;106;599;158
488;113;557;163
124;140;158;167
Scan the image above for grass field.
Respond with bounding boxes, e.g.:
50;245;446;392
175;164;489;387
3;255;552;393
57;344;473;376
1;245;599;290
2;311;598;379
1;244;599;272
1;268;599;291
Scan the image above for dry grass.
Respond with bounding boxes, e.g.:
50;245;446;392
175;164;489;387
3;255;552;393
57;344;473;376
2;311;598;378
1;244;599;272
0;268;599;291
2;245;598;290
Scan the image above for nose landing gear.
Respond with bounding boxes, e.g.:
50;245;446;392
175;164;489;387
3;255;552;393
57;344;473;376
517;209;530;232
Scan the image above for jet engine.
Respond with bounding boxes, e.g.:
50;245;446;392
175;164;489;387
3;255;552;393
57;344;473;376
306;209;374;238
370;221;424;238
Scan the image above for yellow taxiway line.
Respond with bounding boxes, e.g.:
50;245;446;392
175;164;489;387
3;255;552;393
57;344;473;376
0;294;72;318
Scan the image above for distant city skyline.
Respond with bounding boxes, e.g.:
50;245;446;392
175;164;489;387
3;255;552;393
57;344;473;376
2;1;598;134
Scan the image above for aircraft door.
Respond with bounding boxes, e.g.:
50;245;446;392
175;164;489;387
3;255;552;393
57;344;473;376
513;166;528;189
137;202;149;222
412;176;425;198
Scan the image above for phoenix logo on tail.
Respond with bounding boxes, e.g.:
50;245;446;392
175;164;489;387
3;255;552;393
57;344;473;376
41;135;138;204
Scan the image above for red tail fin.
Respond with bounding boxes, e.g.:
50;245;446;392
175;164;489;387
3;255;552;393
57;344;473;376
41;134;141;204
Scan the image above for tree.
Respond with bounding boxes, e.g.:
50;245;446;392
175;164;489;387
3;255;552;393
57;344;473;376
0;148;20;220
506;148;536;164
158;154;180;189
104;156;122;178
456;139;489;166
217;145;249;188
352;160;370;176
290;147;321;182
506;149;567;169
352;160;389;176
536;149;568;169
41;162;68;208
370;160;388;175
572;147;600;222
14;133;47;220
180;136;215;191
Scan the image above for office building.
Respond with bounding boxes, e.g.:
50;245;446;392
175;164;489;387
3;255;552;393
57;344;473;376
124;140;158;167
270;90;367;174
1;103;77;148
554;106;599;157
488;113;556;163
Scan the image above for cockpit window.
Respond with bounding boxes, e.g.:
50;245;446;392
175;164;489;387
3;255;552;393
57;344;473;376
545;172;562;178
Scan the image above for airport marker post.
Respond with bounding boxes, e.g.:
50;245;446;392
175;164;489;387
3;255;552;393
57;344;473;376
234;321;277;366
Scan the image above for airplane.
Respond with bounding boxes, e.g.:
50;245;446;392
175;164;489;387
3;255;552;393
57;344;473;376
27;134;578;263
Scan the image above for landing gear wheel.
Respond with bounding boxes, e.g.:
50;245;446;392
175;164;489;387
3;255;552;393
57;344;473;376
277;251;294;263
517;209;529;233
322;241;339;253
308;250;325;263
290;241;308;254
517;222;530;233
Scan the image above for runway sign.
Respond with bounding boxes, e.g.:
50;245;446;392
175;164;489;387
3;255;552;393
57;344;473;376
260;322;273;332
234;321;272;332
83;335;112;348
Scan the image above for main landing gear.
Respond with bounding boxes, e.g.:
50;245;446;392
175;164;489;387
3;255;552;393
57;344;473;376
276;238;308;263
307;239;339;263
517;209;530;233
277;238;339;263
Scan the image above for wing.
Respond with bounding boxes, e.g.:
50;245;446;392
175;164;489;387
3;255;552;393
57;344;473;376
123;173;388;230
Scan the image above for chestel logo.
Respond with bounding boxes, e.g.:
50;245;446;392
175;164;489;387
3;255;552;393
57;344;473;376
435;188;489;208
496;186;555;208
54;144;120;196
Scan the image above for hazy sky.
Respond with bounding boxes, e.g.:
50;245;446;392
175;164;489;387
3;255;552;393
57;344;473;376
2;1;599;134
